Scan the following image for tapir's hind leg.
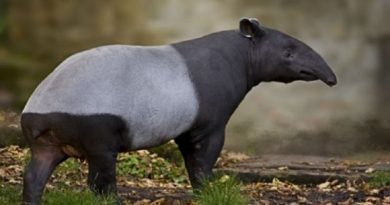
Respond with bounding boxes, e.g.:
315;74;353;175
175;129;225;188
23;146;67;205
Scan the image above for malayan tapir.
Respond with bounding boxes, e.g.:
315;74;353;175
21;18;337;204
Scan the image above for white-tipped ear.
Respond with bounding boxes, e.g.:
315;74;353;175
239;17;264;38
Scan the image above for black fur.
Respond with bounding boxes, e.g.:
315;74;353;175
172;22;336;188
21;113;130;154
21;113;129;204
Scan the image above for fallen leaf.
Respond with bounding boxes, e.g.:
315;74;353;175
318;181;330;190
365;167;375;174
338;198;353;205
278;166;289;171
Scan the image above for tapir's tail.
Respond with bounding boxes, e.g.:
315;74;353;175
20;113;50;140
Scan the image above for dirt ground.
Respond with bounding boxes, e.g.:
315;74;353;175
1;146;390;204
115;152;390;204
218;153;390;205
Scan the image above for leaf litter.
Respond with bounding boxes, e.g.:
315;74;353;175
1;146;390;204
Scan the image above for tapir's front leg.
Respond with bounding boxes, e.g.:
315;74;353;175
175;129;225;188
23;146;67;205
86;151;118;196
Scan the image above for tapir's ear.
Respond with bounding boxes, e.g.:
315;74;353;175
239;18;265;38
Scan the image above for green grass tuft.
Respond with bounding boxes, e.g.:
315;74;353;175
56;158;81;172
43;189;117;205
193;174;248;205
0;185;117;205
0;185;21;205
369;171;390;188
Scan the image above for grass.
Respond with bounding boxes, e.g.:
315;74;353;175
56;158;82;172
0;185;117;205
193;174;248;205
369;171;390;188
43;189;117;205
0;186;21;205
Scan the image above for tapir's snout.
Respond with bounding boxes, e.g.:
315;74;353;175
317;64;337;87
324;74;337;87
297;64;337;87
303;51;338;87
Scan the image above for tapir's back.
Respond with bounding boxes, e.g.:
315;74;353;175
23;45;199;149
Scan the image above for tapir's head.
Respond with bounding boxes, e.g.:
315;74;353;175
239;18;337;87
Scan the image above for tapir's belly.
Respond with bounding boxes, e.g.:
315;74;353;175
23;45;199;149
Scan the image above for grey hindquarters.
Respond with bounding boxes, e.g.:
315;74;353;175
23;45;199;150
21;44;200;204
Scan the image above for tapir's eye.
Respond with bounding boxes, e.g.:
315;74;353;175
284;48;294;59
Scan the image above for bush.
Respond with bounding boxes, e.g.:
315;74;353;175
148;141;183;165
0;111;26;147
0;125;25;147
